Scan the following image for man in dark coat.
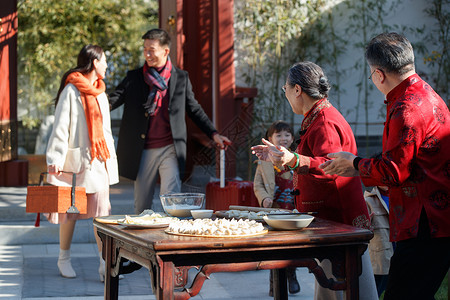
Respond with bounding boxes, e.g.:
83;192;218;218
109;29;230;214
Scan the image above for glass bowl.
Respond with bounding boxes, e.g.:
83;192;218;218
160;193;205;217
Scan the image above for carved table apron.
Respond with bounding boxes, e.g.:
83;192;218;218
94;217;372;300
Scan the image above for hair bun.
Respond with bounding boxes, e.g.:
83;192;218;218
318;76;330;95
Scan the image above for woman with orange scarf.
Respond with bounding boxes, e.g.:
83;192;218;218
46;45;119;281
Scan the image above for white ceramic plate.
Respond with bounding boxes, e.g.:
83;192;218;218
95;215;128;224
190;209;214;219
116;220;170;229
263;214;314;230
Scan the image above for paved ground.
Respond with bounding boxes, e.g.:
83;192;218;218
0;179;316;299
1;243;316;299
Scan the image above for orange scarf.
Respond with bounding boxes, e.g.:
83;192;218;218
66;72;110;162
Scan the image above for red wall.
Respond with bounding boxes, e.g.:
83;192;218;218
0;0;18;162
160;0;245;179
182;0;237;178
0;0;27;187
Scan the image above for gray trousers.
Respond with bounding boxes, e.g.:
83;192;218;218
134;144;181;214
314;248;378;300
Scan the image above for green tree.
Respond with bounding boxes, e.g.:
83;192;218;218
234;0;447;161
422;0;449;103
234;0;326;132
17;0;158;128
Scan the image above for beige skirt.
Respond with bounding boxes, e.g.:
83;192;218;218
45;188;111;224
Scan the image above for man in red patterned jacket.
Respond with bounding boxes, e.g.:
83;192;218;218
320;32;450;300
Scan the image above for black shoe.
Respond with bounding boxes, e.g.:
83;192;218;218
287;268;301;294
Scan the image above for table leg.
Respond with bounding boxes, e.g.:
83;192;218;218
345;246;360;300
156;261;175;300
273;268;288;300
104;235;119;300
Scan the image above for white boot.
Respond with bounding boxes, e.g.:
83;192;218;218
57;249;76;278
99;255;124;282
98;256;106;282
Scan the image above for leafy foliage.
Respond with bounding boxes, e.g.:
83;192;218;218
17;0;158;128
234;0;326;135
422;0;449;102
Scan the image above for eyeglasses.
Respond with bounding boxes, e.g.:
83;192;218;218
281;85;286;93
368;69;376;80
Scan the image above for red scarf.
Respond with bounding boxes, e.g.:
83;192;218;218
142;57;172;115
66;72;110;162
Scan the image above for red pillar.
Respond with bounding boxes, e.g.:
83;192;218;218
212;0;237;177
213;0;236;132
159;0;184;68
160;0;242;179
0;0;27;186
181;0;238;179
0;0;18;163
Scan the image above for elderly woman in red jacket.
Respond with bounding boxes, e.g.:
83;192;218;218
252;61;377;300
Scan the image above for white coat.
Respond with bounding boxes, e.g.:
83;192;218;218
46;83;119;193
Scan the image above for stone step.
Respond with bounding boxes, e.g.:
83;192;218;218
0;170;210;245
0;184;174;245
0;169;210;222
0;219;96;245
0;184;137;221
0;181;136;245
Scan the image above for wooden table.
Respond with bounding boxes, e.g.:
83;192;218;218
94;217;372;300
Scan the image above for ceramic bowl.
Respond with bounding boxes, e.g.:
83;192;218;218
263;214;314;230
190;209;214;219
160;193;205;217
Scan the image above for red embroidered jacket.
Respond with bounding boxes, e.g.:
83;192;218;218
358;74;450;242
294;99;370;229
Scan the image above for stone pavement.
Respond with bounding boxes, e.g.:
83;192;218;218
0;178;316;299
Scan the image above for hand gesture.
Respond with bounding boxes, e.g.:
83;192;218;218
48;164;63;175
262;197;273;208
319;152;360;177
251;138;295;168
212;133;232;150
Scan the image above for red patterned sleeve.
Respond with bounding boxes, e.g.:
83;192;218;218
360;100;426;187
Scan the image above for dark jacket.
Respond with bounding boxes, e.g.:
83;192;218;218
109;66;217;180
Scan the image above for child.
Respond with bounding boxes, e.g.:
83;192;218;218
254;120;296;210
253;120;300;295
